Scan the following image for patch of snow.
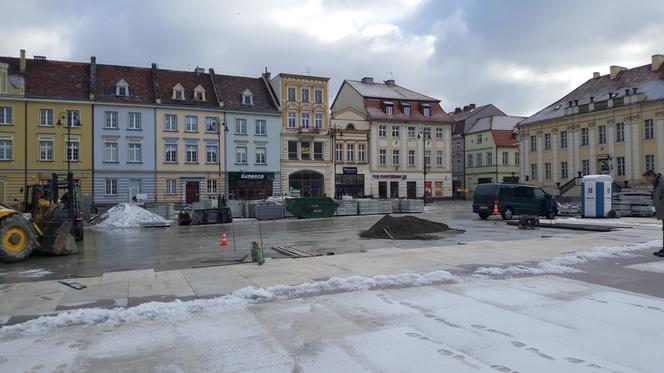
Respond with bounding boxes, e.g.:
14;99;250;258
556;217;661;228
18;269;53;278
91;203;169;230
0;270;456;337
475;240;662;278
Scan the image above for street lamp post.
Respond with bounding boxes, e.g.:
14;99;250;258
57;111;80;221
212;119;229;204
418;129;430;201
330;126;343;198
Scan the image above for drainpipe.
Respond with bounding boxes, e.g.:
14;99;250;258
91;103;95;207
153;107;158;203
23;101;27;205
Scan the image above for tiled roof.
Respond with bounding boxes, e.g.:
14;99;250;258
466;115;524;134
25;59;90;100
492;130;518;147
274;73;329;82
364;98;453;123
520;63;664;126
448;104;505;121
213;74;279;113
347;80;438;101
95;64;155;105
154;68;219;108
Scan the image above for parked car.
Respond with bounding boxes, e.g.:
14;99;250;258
472;183;557;220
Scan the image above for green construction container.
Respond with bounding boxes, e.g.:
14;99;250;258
285;197;339;219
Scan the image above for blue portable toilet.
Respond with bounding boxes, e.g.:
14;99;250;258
581;175;613;218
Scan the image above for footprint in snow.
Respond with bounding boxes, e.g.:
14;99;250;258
566;357;584;364
491;365;513;372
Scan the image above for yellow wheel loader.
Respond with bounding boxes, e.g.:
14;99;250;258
0;173;80;263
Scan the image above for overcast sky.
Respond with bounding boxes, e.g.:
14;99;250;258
2;0;663;117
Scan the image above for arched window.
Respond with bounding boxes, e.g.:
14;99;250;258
289;170;324;197
172;83;185;100
242;89;254;105
115;79;129;97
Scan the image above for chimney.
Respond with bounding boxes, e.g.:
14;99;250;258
574;99;579;106
593;72;600;79
89;56;97;100
361;77;374;84
568;100;573;107
454;107;462;113
384;79;395;86
469;103;476;110
19;49;26;73
151;63;161;104
590;96;594;102
610;65;626;79
262;66;271;80
194;66;204;74
632;87;637;95
625;89;630;96
652;54;664;71
463;105;470;111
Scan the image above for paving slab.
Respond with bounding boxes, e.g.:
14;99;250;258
0;281;66;316
102;269;156;284
625;260;664;274
181;266;257;296
59;280;129;305
128;270;194;298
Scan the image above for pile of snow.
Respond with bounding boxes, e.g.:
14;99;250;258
19;269;53;278
474;240;662;278
91;203;168;229
556;217;661;229
0;270;456;337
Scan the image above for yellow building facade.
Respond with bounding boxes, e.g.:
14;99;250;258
518;56;664;194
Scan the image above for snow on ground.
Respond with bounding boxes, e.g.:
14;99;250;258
90;203;168;229
2;276;664;372
555;217;662;228
474;240;662;278
18;268;53;278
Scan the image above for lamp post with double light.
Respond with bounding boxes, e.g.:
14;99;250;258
418;128;431;201
56;111;81;220
330;126;343;198
209;118;229;203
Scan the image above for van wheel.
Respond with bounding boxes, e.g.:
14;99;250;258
545;211;556;220
478;213;489;220
501;207;514;220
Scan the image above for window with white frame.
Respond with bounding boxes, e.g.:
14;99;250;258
165;179;177;195
165;143;177;163
314;113;322;129
206;143;218;163
66;139;80;161
0;107;11;124
615;123;624;142
194;85;206;101
582;159;590;175
616;157;625;176
164;114;177;131
436;151;443;166
185;144;198;163
242;89;254;105
436;128;443;139
205;117;218;133
408;126;416;138
515;152;520;166
314;89;323;104
403;105;411;116
502;151;509;165
128;112;142;130
207;179;217;194
67;110;80;127
39;139;53;161
422;106;431;116
476;153;482;167
560;131;568;148
104;141;118;162
530;135;537;151
598;125;606;144
544;133;551;150
392;149;400;166
105;178;117;195
531;164;538;179
347;143;354;162
408;149;416;166
236;119;247;134
287;87;296;101
561;161;569;179
185;116;198;132
645;154;655;171
300;141;311;160
105;111;118;129
256;147;266;164
487;151;493;165
301;88;309;103
476;134;483;144
313;141;323;160
467;154;473;168
385;105;393;115
255;120;267;135
115;79;129;97
379;149;386;165
236;146;247;164
644;119;654;139
392;125;400;138
301;113;310;128
378;125;387;137
0;138;12;160
544;163;552;179
358;143;366;162
129;143;142;162
336;143;343;162
425;150;431;166
39;109;53;126
172;84;184;100
287;112;296;128
581;128;589;146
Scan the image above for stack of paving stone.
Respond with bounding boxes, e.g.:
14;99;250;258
335;200;358;216
377;200;393;214
391;199;401;213
228;200;244;218
146;203;176;220
255;202;284;220
358;199;379;215
613;188;654;217
399;199;424;213
243;200;258;218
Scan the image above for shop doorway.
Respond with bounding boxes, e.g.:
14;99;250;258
378;182;387;199
389;181;399;198
185;181;200;204
289;170;324;197
335;173;365;198
407;181;417;199
435;181;443;197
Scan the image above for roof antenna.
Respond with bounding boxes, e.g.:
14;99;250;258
305;67;310;75
387;71;394;80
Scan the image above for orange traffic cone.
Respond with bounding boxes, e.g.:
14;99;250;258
221;231;228;247
491;198;500;216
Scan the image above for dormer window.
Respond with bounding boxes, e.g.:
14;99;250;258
172;83;185;100
115;79;129;97
242;89;254;105
384;101;394;115
422;105;431;117
402;104;411;116
193;85;206;101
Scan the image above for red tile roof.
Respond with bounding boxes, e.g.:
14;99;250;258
213;74;278;113
0;57;22;76
492;130;518;147
364;98;453;123
154;68;219;108
95;64;155;105
25;59;90;100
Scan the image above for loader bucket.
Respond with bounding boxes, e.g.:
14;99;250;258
39;221;78;255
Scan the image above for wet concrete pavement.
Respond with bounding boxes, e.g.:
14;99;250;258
0;201;587;283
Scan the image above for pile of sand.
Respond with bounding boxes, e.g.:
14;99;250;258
360;215;463;240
